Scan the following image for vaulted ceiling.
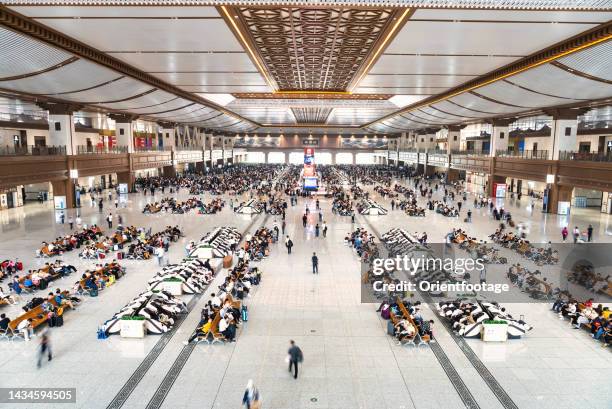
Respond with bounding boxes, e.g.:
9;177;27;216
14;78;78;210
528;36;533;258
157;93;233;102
0;1;611;134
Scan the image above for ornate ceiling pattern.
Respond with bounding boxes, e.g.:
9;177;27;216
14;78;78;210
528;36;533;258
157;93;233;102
229;6;403;91
291;107;332;123
3;1;611;10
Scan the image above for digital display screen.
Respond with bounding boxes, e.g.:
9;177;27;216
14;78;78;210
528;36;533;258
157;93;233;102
304;177;318;190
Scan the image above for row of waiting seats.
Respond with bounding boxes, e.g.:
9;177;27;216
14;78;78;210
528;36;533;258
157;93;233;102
36;226;103;258
437;300;532;339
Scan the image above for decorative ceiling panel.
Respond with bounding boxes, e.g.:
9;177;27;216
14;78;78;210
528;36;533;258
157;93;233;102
232;92;392;100
6;1;612;11
291;107;332;124
229;6;405;91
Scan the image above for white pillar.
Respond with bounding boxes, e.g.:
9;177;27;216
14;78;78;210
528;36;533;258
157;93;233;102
446;126;462;152
41;103;82;155
110;114;137;153
48;114;76;155
490;126;509;156
551;119;578;160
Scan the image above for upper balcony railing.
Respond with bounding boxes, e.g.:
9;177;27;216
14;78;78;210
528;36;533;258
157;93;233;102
450;149;490;157
76;145;128;154
429;149;448;155
559;151;612;162
133;145;174;152
0;145;66;156
175;146;204;151
496;150;549;160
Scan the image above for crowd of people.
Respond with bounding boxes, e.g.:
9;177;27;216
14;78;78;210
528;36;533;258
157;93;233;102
37;226;103;257
489;230;559;265
143;197;204;214
553;297;611;346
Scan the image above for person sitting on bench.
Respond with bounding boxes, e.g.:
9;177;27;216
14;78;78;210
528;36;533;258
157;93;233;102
219;316;236;342
17;318;34;341
0;313;11;331
394;319;416;343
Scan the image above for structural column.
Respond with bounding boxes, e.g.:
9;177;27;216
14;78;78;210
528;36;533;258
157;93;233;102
40;102;82;155
488;119;512;157
283;152;289;164
547;183;573;214
117;171;136;192
486;174;507;197
547;108;586;160
109;114;137;153
51;179;76;209
162;165;176;178
446;125;463;152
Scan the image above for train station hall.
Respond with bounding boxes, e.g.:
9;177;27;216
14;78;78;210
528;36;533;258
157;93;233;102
0;1;610;409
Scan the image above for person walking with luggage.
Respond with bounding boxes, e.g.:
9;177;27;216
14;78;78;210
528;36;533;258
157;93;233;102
287;340;303;379
242;379;260;409
573;226;580;243
285;236;293;254
37;331;52;368
312;252;319;274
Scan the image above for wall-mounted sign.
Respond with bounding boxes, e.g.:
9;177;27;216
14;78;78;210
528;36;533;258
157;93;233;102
302;139;319;146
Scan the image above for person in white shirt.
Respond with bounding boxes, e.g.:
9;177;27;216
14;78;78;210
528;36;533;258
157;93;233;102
17;318;34;341
0;287;16;304
210;293;222;308
218;316;236;342
155;246;165;266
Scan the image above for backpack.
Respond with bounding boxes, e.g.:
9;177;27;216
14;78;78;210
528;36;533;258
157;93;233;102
381;306;391;320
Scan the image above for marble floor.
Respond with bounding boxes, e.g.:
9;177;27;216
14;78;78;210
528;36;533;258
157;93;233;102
0;172;610;409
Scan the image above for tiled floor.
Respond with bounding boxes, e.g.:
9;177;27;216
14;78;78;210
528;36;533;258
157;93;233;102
0;171;610;409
